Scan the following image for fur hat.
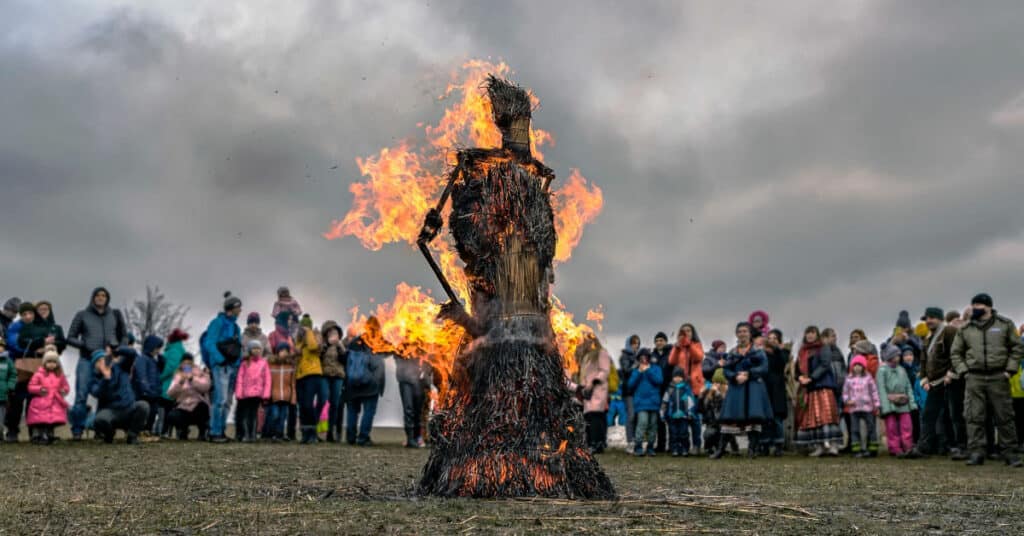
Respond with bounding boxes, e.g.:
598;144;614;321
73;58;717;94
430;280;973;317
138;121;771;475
167;328;190;344
852;340;875;356
223;291;242;312
42;350;61;366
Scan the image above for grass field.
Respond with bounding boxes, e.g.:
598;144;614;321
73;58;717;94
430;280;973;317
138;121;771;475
2;429;1021;535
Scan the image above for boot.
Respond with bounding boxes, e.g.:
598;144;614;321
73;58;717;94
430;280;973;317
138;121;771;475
1003;452;1023;468
404;427;417;448
966;452;985;466
772;445;784;457
126;433;140;445
709;436;727;460
950;448;968;461
809;445;825;457
747;432;761;459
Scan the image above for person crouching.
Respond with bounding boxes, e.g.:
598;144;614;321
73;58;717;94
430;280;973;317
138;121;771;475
90;346;150;444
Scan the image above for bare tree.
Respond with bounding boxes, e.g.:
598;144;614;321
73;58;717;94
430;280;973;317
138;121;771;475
125;286;190;340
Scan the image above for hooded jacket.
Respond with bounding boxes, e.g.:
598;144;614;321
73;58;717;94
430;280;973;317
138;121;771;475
877;361;917;415
66;288;128;360
5;320;26;359
295;327;323;379
842;356;880;414
319;321;347;379
160;341;187;399
89;356;137;411
627;363;663;412
201;312;242;368
343;337;386;400
18;304;67;357
166;368;211;412
618;336;641;396
950;313;1023;376
668;334;705;396
235;354;271;400
27;363;70;425
662;380;697;420
133;336;163;400
571;347;612;414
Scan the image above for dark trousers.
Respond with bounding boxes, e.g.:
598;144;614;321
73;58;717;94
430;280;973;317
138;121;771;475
325;377;345;440
346;396;378;445
142;396;161;434
297;376;328;431
910;409;921;443
287;404;297;440
167;404;210;439
656;413;668;452
264;402;289;439
948;378;967;450
94;401;150;441
965;373;1018;455
583;411;608;451
849;411;879;453
919;381;966;453
668;417;691;453
760;416;785;447
399;381;426;443
624;396;636;443
236;398;261;440
4;381;29;439
1014;398;1024;448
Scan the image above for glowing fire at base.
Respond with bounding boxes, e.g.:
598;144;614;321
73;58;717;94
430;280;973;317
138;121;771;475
324;59;604;387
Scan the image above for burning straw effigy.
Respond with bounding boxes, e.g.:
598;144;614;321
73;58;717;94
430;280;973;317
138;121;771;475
416;76;615;498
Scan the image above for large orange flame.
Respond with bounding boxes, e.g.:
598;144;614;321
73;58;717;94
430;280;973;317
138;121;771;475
324;59;602;392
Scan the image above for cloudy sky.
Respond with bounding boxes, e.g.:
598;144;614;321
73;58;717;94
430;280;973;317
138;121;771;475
4;0;1024;354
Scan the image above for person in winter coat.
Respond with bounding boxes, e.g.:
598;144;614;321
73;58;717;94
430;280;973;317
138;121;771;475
26;351;70;444
0;298;20;339
3;303;36;441
618;335;642;445
395;351;431;449
201;292;243;443
17;301;67;358
950;293;1023;467
320;321;347;443
1011;328;1024;451
795;326;843;456
843;355;880;457
849;334;880;378
627;349;663;457
820;328;849;451
133;335;164;438
669;324;705;398
661;367;697;457
0;340;16;433
344;330;386;447
899;345;926;444
913;307;965;459
90;346;150;444
235;340;271;442
570;335;612;454
761;329;790;456
4;301;34;358
66;287;129;440
651;331;673;452
716;322;773;459
701;369;739;458
877;344;918;457
158;329;189;437
271;287;303;325
295;315;327;444
702;340;728;382
165;353;211;440
748;310;772;338
265;342;297;441
267;311;298;440
242;312;270;354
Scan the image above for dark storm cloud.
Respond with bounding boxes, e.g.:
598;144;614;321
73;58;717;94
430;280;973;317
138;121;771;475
2;0;1024;352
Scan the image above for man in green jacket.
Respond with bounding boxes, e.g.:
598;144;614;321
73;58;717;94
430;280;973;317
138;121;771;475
950;293;1023;467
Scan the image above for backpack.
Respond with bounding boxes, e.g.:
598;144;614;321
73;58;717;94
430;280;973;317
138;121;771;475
346;349;373;388
607;364;620;394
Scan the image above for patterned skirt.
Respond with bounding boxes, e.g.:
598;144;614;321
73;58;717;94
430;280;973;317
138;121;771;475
795;389;842;446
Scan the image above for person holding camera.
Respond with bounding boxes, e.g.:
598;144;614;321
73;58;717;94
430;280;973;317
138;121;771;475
90;346;149;444
165;353;211;440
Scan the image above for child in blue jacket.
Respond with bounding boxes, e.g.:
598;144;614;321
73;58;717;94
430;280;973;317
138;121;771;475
661;367;697;457
627;349;663;457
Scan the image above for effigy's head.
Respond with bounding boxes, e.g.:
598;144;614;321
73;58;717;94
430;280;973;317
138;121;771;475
486;75;532;155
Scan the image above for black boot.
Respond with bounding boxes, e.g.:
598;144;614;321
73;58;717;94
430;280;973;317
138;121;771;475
966;452;985;466
747;432;760;459
710;436;728;460
1004;452;1023;468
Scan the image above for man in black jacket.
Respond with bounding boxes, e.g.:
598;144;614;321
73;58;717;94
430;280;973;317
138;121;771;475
66;287;129;440
912;307;965;459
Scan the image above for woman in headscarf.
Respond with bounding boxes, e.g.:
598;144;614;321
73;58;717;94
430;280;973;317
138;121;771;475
794;326;843;456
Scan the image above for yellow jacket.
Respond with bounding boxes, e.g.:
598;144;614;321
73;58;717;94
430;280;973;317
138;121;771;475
295;328;323;380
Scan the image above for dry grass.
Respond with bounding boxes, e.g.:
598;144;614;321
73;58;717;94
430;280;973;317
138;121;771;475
1;429;1020;535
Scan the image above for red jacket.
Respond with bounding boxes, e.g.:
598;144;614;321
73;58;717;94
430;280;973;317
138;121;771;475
235;355;271;400
27;368;70;425
668;339;705;395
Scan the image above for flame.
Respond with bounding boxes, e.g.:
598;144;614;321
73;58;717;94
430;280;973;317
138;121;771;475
586;305;605;333
325;59;601;396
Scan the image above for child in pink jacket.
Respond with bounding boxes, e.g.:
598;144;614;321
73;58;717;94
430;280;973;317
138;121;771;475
27;351;70;445
842;355;881;458
235;340;271;442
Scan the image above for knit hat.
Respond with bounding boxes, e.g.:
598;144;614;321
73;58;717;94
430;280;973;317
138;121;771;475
167;328;190;344
881;344;901;363
274;342;291;354
142;335;164;356
90;349;107;363
223;291;242;312
247;312;261;325
711;340;726;351
42;350;61;366
116;346;137;359
637;348;652;361
852;340;874;356
654;332;668;342
671;367;686;379
712;368;727;384
277;286;290;298
248;339;264;353
849;355;868;372
921;307;944;321
896;310;912;330
126;333;136;346
2;297;21;315
18;301;36;315
300;314;313;329
971;293;993;308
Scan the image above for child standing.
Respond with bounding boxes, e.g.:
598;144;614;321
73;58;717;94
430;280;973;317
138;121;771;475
877;344;918;457
26;351;70;444
0;340;15;434
627;349;663;457
842;355;881;457
271;287;303;331
701;369;739;458
266;343;297;441
662;367;697;457
235;340;271;442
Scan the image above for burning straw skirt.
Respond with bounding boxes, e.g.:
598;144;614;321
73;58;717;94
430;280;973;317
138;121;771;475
795;389;842;447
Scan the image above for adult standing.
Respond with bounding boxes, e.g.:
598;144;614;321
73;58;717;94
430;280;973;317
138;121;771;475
715;322;773;459
295;315;327;444
65;287;129;441
950;293;1023;467
201;292;243;443
618;335;642;446
395;352;431;449
320;321;347;443
572;335;612;454
794;326;843;456
820;328;849;451
344;320;386;446
242;313;269;354
762;329;790;456
668;325;705;453
912;307;965;459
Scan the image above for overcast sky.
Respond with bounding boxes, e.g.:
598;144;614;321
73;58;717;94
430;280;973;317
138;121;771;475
4;1;1024;354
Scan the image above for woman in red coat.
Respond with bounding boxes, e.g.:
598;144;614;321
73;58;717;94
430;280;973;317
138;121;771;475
669;324;705;396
